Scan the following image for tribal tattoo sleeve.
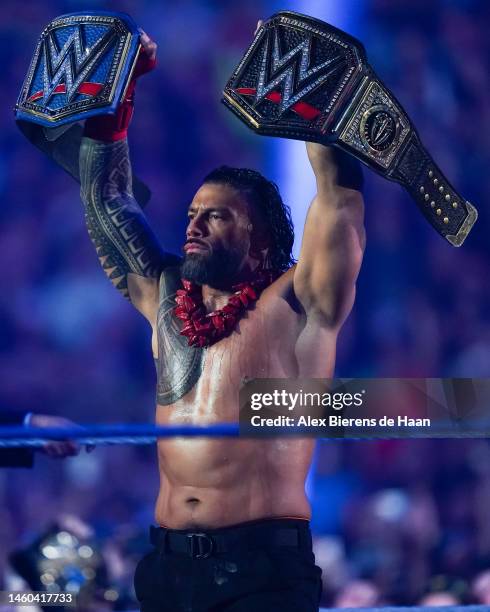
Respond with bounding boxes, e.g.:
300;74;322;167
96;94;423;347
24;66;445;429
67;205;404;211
79;137;180;300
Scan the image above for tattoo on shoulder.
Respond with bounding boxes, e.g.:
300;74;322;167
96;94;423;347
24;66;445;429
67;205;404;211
156;267;205;405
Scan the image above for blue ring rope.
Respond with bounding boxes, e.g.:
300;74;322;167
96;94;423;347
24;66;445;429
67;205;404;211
0;423;239;447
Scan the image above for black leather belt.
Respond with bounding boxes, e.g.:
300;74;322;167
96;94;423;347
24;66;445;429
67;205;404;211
149;521;309;560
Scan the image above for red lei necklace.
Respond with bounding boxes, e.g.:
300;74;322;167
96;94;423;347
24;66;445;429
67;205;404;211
174;270;280;348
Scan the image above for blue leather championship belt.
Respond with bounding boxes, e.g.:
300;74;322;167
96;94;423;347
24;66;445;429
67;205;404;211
14;11;150;207
223;11;478;246
15;11;140;127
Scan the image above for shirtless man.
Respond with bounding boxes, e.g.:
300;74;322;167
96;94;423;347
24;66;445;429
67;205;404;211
79;31;365;612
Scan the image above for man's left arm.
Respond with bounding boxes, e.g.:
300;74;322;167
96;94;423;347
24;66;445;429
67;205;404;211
293;143;366;329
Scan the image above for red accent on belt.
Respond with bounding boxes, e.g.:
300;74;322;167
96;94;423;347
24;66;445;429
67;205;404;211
234;87;321;121
27;82;104;102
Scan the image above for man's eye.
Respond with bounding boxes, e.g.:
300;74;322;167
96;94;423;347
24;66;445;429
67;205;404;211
210;214;222;220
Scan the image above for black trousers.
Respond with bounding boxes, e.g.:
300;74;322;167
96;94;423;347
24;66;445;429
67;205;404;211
134;518;322;612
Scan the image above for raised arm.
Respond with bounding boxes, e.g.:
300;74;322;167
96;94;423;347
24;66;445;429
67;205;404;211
293;143;366;330
79;136;179;320
79;32;180;323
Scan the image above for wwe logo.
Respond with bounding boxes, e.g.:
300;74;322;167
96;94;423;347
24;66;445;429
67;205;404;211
42;25;116;104
255;29;344;115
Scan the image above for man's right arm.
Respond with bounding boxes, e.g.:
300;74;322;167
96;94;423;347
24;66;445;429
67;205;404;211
79;136;180;323
79;31;179;324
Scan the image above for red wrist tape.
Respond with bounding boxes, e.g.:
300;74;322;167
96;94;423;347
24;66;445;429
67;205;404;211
84;54;156;142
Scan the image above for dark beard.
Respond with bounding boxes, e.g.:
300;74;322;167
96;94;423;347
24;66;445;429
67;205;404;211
180;247;245;289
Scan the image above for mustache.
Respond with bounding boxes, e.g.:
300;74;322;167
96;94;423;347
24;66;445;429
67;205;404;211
183;238;209;249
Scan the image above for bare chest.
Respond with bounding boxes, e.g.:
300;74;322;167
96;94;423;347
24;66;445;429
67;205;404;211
156;293;299;412
153;267;338;421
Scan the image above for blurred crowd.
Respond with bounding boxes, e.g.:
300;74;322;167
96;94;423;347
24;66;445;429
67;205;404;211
311;438;490;607
0;0;489;609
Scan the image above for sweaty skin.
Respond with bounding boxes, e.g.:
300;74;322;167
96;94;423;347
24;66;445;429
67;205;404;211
79;36;365;531
154;264;337;529
159;219;359;527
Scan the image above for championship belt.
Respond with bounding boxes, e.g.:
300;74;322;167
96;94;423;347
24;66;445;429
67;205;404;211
223;11;477;246
14;11;150;206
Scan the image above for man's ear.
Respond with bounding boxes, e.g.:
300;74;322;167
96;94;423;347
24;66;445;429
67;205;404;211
248;221;269;247
248;223;270;263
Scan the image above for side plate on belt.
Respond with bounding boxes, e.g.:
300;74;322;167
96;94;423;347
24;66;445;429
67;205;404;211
222;11;477;246
15;11;140;127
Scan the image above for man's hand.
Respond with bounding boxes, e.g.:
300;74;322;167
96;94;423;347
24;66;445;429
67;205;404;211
306;142;340;190
135;29;157;76
84;29;158;142
29;414;89;458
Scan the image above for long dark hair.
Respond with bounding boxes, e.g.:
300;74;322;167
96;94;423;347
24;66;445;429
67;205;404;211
203;166;295;271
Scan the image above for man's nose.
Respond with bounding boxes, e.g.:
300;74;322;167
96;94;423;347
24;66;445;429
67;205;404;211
186;215;205;239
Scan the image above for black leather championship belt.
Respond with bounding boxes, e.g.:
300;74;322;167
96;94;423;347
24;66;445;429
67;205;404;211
14;11;150;206
223;11;478;246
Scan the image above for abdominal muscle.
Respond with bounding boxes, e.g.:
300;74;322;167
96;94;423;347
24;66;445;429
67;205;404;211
154;422;315;529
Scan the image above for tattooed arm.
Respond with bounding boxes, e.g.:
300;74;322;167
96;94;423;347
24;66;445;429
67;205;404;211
79;136;180;323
